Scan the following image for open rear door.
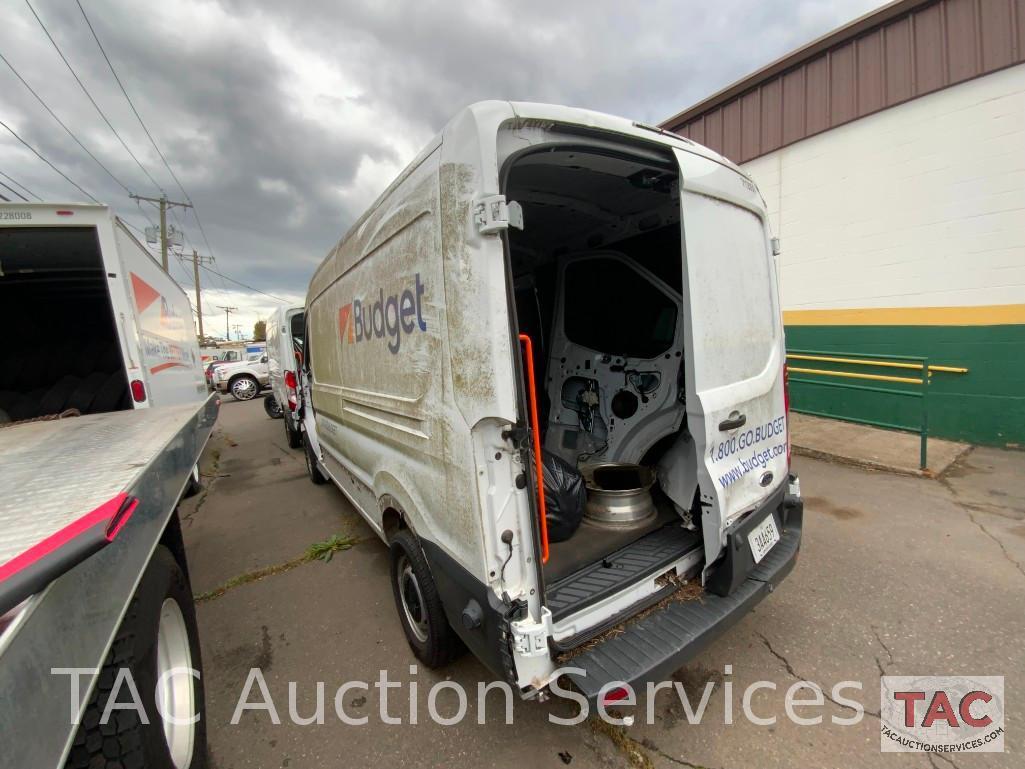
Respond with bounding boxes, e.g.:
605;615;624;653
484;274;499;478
673;150;789;580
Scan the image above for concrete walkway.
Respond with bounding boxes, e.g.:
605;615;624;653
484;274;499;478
790;411;971;476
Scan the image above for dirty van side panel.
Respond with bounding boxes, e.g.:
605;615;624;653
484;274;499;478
438;151;544;600
308;149;480;568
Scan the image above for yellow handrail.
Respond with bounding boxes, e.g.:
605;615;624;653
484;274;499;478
786;366;923;385
786;353;968;374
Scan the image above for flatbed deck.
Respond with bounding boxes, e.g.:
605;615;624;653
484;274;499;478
0;395;217;769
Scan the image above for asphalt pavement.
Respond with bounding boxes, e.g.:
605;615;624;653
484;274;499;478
180;395;1024;769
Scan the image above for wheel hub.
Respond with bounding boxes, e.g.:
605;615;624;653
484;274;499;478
397;556;429;643
155;597;196;769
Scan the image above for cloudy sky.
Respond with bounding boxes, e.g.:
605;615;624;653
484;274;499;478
1;0;884;339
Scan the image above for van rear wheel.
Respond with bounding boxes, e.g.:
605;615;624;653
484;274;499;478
284;416;303;449
303;432;328;485
264;394;283;419
389;530;462;668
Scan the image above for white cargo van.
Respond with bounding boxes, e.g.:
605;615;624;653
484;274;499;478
302;102;803;701
264;305;305;447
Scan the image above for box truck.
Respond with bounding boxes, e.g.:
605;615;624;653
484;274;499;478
300;102;803;703
0;202;215;768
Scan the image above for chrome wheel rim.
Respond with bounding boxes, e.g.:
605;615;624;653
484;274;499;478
155;597;195;769
232;378;256;400
397;555;428;643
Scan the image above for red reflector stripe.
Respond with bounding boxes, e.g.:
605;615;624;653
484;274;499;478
602;686;630;704
0;493;135;583
55;210;74;216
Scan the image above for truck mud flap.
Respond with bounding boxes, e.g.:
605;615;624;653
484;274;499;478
563;498;802;703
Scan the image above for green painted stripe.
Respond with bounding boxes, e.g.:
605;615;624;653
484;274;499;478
784;324;1025;447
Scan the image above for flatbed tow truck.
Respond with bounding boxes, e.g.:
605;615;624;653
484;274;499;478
1;202;216;769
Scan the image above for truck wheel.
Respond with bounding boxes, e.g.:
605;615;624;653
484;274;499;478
183;463;202;498
303;432;328;485
389;530;463;668
65;546;206;769
264;394;283;419
284;415;303;449
229;375;258;401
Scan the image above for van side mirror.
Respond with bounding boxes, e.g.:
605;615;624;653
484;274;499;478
261;356;268;363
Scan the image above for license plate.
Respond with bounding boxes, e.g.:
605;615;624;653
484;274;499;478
747;514;780;563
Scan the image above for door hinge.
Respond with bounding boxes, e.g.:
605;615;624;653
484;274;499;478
474;195;524;235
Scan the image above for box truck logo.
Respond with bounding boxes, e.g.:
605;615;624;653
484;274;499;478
338;273;426;354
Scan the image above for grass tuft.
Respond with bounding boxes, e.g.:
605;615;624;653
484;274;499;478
195;533;359;603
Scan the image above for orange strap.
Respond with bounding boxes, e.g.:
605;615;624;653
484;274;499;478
519;333;549;564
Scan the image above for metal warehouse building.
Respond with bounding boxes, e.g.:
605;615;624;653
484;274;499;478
661;0;1025;447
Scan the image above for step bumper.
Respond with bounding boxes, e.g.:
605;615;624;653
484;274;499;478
563;487;803;703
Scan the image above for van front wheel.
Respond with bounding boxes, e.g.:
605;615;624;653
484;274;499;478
389;530;462;668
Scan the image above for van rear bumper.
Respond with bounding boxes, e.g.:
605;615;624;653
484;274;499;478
563;485;802;704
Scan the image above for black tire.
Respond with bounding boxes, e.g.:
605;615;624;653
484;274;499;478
229;375;259;401
389;529;463;668
284;415;303;449
183;463;203;498
66;546;207;769
303;432;328;485
264;394;283;419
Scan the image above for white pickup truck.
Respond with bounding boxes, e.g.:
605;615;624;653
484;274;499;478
0;202;215;769
212;351;270;401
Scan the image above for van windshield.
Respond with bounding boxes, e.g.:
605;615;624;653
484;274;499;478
682;193;777;390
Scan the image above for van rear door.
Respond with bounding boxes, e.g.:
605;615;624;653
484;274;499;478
673;149;788;579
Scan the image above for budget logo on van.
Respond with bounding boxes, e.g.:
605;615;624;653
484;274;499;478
338;273;427;354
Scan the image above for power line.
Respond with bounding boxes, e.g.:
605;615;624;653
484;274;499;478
76;0;222;279
0;118;98;203
200;262;292;304
0;50;131;194
76;2;187;199
24;0;165;195
0;179;27;202
0;169;40;201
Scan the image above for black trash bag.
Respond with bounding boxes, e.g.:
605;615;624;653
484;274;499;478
542;452;586;543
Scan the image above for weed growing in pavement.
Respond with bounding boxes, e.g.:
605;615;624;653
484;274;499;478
194;533;358;603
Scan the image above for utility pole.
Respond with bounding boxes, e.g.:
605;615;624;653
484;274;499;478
130;193;192;272
187;249;214;341
232;323;243;342
217;305;237;341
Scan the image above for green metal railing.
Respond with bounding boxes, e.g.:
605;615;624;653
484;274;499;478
785;349;968;470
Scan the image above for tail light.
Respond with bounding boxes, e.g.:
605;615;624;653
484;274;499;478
783;361;791;466
284;370;299;411
130;379;146;403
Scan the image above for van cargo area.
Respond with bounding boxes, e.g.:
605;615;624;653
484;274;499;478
505;145;704;628
0;227;130;424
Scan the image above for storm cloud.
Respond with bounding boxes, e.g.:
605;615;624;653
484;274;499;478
1;0;883;335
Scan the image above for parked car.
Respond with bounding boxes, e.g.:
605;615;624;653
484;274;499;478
203;349;243;389
213;351;269;401
264;305;305;448
300;102;803;704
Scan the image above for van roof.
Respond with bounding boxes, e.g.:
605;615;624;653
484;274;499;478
309;100;745;293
